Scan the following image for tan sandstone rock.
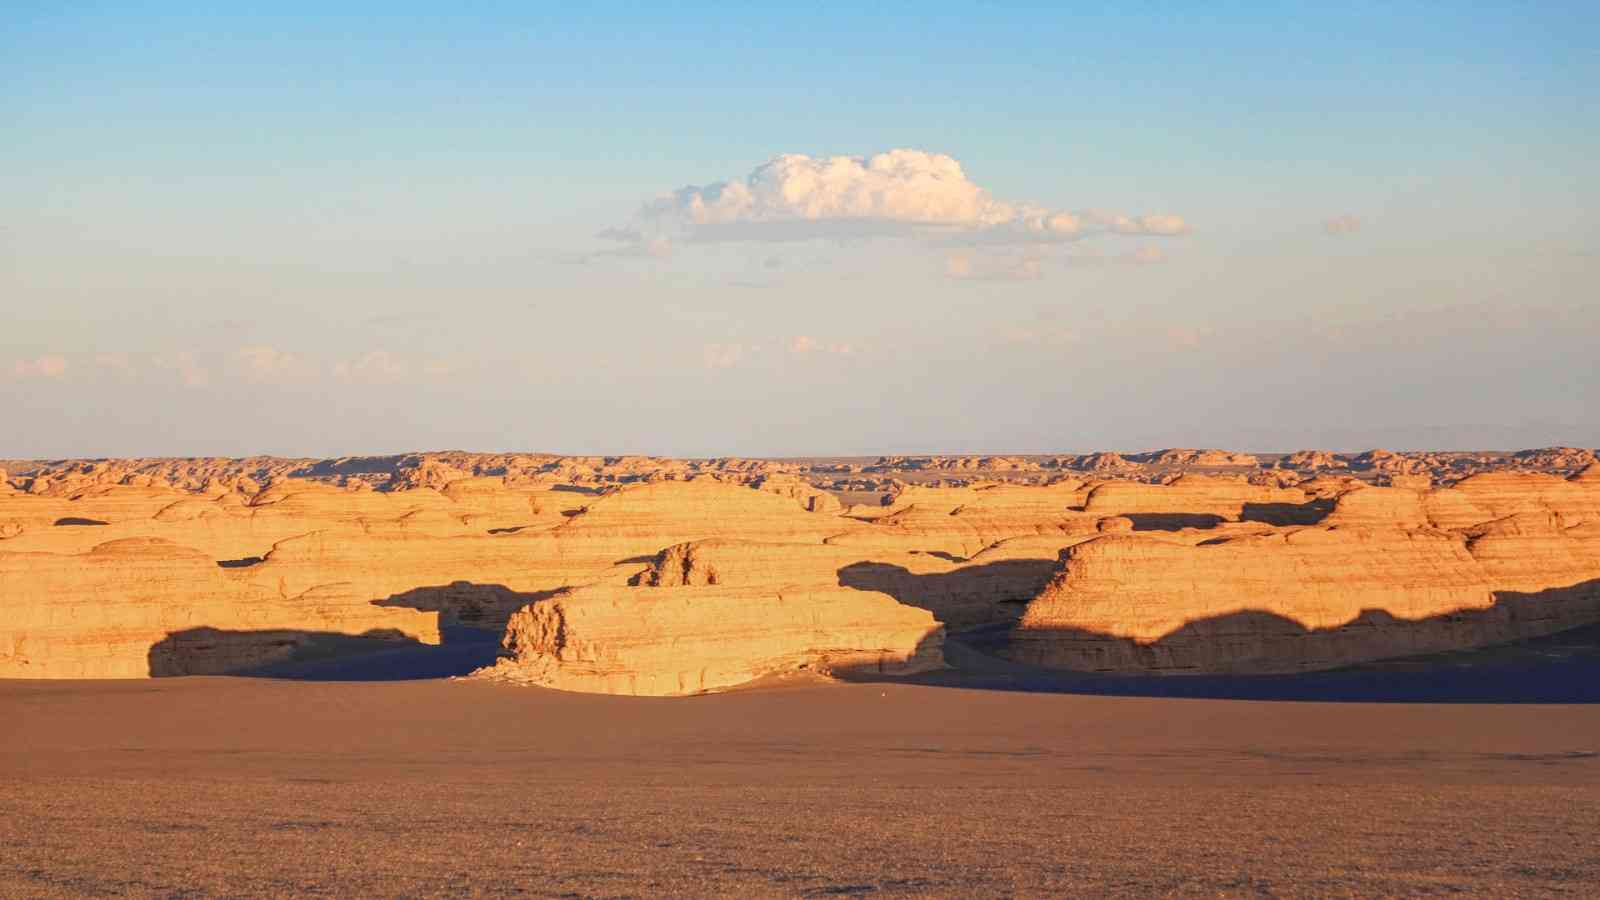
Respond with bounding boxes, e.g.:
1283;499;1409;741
6;451;1600;687
477;582;943;696
1006;479;1600;674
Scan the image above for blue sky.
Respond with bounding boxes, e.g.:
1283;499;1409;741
3;3;1595;456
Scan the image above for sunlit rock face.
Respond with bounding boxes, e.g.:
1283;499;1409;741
1005;475;1600;674
0;477;865;680
2;451;1599;689
0;537;440;678
478;582;945;697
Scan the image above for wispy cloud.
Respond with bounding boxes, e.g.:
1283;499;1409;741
333;350;407;384
1123;245;1167;265
702;343;746;370
155;352;209;388
93;353;137;378
234;345;317;383
585;227;675;261
1323;214;1362;236
10;355;68;379
1002;325;1080;347
944;251;1044;282
1166;326;1213;350
788;335;855;356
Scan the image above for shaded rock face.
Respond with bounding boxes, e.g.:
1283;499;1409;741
3;455;1600;688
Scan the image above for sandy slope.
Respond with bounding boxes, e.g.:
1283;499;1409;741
3;669;1599;897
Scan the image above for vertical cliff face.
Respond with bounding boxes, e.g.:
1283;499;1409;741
0;478;881;679
0;538;440;678
481;583;944;696
1005;474;1600;674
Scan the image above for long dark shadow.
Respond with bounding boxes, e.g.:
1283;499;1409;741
838;561;1600;702
146;624;505;681
837;558;1058;629
143;580;559;680
922;622;1600;703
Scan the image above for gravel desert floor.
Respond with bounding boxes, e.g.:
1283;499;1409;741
4;648;1600;899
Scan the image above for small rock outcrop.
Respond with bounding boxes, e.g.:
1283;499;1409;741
476;582;944;696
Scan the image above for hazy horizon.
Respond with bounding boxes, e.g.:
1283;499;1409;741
5;4;1594;458
5;428;1596;465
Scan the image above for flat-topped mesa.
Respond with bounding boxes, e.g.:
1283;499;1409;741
1347;449;1430;475
1006;476;1600;675
1066;452;1135;472
477;582;944;696
826;481;1098;561
1080;474;1326;529
0;477;872;678
1421;471;1600;531
0;537;438;678
1511;447;1599;471
1282;450;1344;470
1127;448;1260;467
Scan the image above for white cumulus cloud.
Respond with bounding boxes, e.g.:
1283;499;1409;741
625;149;1188;246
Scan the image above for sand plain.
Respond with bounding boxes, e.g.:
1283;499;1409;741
4;632;1600;898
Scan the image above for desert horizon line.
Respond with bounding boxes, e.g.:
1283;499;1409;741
6;445;1596;465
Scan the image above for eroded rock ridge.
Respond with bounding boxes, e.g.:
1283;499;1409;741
1;449;1597;692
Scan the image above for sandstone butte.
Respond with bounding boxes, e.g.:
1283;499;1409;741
2;456;1598;693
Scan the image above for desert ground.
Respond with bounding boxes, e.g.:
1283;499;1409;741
4;644;1600;897
4;448;1600;895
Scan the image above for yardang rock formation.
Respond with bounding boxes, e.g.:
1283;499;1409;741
2;451;1598;693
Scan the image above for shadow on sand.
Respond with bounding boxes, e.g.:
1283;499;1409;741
142;581;556;680
852;572;1600;703
914;622;1600;703
146;624;504;681
140;556;1600;703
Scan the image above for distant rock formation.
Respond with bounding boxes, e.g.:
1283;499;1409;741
1282;450;1344;470
1512;447;1598;471
1127;448;1259;467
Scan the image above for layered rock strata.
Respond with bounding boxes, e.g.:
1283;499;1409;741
1006;472;1600;673
477;583;944;696
3;453;1599;688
